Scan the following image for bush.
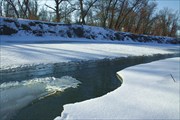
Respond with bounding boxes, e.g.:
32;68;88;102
4;19;15;23
21;24;31;31
0;25;18;35
32;30;44;36
67;31;72;38
72;27;84;37
29;22;36;26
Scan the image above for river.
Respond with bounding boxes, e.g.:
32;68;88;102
0;53;178;120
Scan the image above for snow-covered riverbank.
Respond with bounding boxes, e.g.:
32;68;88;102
56;57;180;120
1;39;179;70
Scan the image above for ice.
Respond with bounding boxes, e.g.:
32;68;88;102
0;76;81;120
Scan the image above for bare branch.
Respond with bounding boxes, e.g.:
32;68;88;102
45;4;56;11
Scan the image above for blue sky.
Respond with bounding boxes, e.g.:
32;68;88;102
156;0;180;12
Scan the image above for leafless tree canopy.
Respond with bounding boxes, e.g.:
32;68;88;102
1;0;179;37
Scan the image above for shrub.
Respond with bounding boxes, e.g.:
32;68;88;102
21;24;31;31
0;25;18;35
72;27;84;37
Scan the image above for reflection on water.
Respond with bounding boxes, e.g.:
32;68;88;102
0;54;178;120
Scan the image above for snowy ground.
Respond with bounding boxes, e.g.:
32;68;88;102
55;57;180;120
0;36;179;69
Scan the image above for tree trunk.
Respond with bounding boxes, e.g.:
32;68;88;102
102;0;112;28
109;0;118;29
114;0;126;30
79;0;85;24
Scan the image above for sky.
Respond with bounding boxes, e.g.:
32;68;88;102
41;0;179;13
155;0;180;12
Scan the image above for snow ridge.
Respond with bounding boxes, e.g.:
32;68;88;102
0;17;178;44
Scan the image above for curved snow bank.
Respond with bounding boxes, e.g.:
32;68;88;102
0;76;81;120
55;57;180;120
0;17;178;44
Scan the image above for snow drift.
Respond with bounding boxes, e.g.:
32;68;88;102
0;17;178;44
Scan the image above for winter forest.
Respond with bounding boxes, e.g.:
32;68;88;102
0;0;179;37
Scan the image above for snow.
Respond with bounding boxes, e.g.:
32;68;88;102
1;17;178;44
0;36;179;69
55;57;180;120
0;76;81;120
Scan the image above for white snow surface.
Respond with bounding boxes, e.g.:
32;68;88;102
0;36;179;69
55;57;180;120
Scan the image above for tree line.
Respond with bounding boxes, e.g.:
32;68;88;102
0;0;179;37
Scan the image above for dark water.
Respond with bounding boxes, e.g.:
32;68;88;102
5;54;178;120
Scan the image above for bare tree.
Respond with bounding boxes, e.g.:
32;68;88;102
108;0;118;29
94;0;113;27
0;0;3;16
60;1;76;23
17;0;27;18
29;0;39;19
169;14;178;37
156;8;179;37
45;0;63;22
150;8;179;37
133;1;157;34
78;0;98;24
115;0;145;30
111;0;126;29
5;0;19;18
3;0;39;19
39;7;48;21
45;0;75;22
